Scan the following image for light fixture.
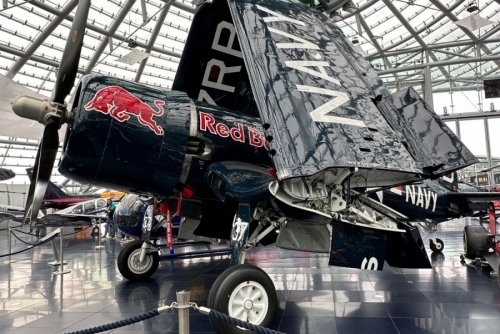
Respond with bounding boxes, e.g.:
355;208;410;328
127;38;138;49
443;106;448;115
467;3;479;12
330;11;343;22
342;1;358;14
352;38;359;44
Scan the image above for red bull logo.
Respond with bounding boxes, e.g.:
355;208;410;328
84;86;165;135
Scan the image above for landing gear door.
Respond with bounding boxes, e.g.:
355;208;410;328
329;221;386;271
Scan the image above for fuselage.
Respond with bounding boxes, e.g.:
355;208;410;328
367;180;464;223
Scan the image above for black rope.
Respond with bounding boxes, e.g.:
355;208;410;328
10;229;44;245
62;309;160;334
209;309;287;334
0;233;58;258
12;228;36;236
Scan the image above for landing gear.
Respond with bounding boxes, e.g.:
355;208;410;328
91;226;100;237
463;225;489;259
429;238;444;252
117;240;160;280
208;264;277;334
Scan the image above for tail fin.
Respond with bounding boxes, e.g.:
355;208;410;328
439;172;458;192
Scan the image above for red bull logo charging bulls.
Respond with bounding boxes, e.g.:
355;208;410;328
84;86;165;135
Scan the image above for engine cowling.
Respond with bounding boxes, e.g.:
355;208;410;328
59;75;272;197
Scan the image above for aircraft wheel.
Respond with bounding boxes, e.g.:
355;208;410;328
463;225;489;259
429;238;444;252
208;264;276;334
117;240;159;281
91;226;99;237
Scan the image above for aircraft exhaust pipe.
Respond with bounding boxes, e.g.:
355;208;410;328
11;96;52;125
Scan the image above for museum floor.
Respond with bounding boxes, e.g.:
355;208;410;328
0;219;499;334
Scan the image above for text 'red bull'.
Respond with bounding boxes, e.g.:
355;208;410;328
84;86;165;135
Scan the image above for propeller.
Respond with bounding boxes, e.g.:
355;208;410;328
11;0;91;230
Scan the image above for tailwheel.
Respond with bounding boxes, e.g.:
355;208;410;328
117;240;159;281
463;225;489;259
208;264;277;334
429;238;444;252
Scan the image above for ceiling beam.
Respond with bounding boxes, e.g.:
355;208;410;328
84;0;137;74
5;0;79;79
135;0;172;82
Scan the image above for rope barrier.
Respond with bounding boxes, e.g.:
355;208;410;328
56;296;287;334
62;309;160;334
0;232;58;257
208;309;286;334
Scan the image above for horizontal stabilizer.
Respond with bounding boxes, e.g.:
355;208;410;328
448;192;500;211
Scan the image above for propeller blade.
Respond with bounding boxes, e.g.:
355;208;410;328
21;148;41;226
52;0;91;105
28;118;60;230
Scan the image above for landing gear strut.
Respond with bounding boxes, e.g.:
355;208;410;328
208;203;279;334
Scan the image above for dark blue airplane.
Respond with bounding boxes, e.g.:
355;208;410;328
10;0;480;333
363;173;500;252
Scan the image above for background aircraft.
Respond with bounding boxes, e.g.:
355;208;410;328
31;197;110;237
27;168;126;210
10;0;479;333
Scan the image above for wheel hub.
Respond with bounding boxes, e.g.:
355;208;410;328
244;299;253;310
228;280;269;325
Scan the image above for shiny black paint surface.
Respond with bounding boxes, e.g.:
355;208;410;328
60;75;272;199
227;0;476;184
172;0;258;117
60;75;190;195
391;87;478;174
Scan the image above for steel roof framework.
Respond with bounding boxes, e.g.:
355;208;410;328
2;0;500;189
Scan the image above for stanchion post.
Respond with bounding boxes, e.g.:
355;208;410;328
95;218;104;249
48;228;66;266
177;290;191;334
4;225;16;264
54;228;71;275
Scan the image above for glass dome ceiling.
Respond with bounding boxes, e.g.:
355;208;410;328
1;0;500;185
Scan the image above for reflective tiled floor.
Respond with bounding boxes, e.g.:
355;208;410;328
0;219;499;334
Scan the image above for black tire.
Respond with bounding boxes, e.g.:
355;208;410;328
207;264;277;334
91;226;99;237
463;225;489;259
117;240;159;281
429;238;444;252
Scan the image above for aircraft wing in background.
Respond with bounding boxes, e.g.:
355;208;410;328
36;213;98;227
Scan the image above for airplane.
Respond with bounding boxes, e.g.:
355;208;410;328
114;193;224;244
10;0;479;333
364;173;500;252
31;197;110;237
27;168;126;210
